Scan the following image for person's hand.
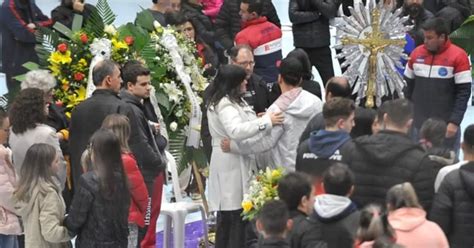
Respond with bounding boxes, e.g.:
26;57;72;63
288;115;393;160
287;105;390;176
220;138;231;153
26;23;36;30
268;112;284;125
446;123;459;138
57;132;64;141
73;0;85;12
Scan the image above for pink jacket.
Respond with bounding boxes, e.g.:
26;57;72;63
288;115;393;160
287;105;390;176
0;145;22;235
201;0;223;22
388;208;448;248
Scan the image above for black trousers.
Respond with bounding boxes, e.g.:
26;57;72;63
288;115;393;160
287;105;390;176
301;46;335;86
215;209;246;248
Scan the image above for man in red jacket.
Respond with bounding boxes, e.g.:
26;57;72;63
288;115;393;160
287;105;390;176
235;0;282;84
404;17;472;153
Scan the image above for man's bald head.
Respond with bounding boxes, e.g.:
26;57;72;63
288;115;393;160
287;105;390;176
325;77;351;101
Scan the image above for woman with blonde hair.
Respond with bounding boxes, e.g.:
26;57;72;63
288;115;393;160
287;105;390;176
386;182;448;248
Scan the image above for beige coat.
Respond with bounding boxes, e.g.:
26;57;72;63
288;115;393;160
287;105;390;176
14;180;71;248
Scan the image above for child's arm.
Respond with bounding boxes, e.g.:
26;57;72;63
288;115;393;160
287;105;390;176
39;191;72;242
64;177;94;236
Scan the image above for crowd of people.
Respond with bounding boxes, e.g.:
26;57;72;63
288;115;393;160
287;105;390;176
0;0;473;247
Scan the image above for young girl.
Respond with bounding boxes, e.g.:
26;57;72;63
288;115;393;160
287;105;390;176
0;110;21;248
14;143;71;248
354;205;395;248
65;129;130;247
102;114;149;248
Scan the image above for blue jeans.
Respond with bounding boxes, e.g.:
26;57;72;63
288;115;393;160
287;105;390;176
0;234;19;248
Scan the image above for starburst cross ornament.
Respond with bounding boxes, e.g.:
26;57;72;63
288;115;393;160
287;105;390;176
335;0;413;108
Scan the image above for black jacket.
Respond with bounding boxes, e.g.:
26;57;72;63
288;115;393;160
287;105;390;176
430;162;474;248
347;130;437;210
312;195;360;248
182;2;216;46
51;4;95;29
289;0;340;48
296;130;354;178
120;90;165;189
65;172;129;248
299;112;325;144
244;74;279;114
289;210;327;248
259;238;291;248
424;0;471;32
0;0;51;91
69;90;157;191
215;0;280;50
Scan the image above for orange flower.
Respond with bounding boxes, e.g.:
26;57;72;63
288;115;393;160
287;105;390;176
80;33;88;44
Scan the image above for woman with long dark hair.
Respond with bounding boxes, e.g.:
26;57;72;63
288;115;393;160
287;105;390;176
206;64;283;248
65;129;130;248
9;88;67;188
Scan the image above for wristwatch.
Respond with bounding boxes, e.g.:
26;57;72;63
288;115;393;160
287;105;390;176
258;123;266;131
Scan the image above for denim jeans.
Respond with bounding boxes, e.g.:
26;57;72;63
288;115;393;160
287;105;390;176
0;234;19;248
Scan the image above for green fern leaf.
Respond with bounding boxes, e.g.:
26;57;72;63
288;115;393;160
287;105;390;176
96;0;116;25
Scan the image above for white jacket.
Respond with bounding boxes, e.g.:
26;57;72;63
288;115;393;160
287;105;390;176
207;96;273;211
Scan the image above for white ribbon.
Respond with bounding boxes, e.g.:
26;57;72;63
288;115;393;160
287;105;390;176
160;33;202;148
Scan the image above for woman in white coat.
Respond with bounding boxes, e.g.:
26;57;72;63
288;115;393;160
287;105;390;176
206;65;283;248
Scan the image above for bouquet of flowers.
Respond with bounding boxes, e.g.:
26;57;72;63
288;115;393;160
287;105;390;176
34;0;137;117
241;167;285;221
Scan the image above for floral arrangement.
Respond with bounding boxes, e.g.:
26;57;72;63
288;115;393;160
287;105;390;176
241;167;285;221
136;10;208;134
35;0;135;117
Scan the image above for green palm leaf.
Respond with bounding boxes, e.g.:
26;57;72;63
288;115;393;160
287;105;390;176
35;28;58;66
450;15;474;55
84;0;116;37
96;0;116;25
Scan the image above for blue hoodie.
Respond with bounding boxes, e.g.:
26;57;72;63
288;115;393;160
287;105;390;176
308;130;351;159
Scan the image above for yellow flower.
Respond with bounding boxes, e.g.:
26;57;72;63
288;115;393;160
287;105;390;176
78;58;87;67
271;169;281;179
49;51;72;64
66;86;86;109
242;200;253;213
112;38;129;51
49;64;61;76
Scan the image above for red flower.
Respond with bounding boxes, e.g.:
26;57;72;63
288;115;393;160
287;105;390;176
124;36;134;46
57;43;68;53
55;100;63;107
80;33;88;44
74;72;85;81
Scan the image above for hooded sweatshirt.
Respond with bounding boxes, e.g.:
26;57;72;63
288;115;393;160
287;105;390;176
236;88;322;170
312;194;359;247
388;208;448;248
295;130;352;185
